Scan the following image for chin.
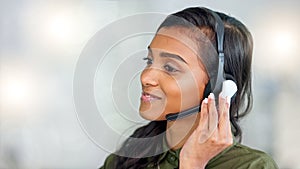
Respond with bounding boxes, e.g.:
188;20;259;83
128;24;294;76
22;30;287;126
139;100;167;121
139;108;166;121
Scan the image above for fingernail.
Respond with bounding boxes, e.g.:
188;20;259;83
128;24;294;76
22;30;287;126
208;93;215;100
203;98;208;104
219;92;226;99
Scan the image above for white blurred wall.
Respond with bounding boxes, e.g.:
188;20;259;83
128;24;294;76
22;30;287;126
0;0;299;168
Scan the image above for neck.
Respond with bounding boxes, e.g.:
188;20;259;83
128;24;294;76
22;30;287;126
166;113;200;150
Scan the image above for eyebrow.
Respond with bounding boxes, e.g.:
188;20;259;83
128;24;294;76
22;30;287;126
147;46;187;64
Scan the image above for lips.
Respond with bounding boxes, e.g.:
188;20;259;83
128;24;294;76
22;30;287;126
141;92;162;102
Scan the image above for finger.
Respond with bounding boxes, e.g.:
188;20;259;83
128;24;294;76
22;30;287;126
205;93;221;144
198;93;219;144
207;93;218;132
198;98;209;131
218;93;228;118
198;98;209;143
218;94;232;139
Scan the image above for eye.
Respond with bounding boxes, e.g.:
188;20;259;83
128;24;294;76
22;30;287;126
143;57;153;66
164;64;178;73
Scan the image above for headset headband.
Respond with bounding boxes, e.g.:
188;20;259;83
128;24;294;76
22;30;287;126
211;11;226;97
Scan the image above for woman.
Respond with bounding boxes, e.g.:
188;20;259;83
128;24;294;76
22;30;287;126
100;7;278;169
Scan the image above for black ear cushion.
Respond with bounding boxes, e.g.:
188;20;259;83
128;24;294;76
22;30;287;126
203;81;211;99
204;75;237;101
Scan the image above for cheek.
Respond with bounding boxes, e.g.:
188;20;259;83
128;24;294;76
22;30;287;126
160;77;182;113
178;73;204;108
162;72;204;113
164;71;206;113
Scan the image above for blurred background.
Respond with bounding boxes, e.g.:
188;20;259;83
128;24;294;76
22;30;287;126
1;0;300;168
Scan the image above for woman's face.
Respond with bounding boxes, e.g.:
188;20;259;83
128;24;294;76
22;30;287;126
139;27;209;121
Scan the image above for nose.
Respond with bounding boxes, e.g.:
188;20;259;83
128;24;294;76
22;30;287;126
140;68;159;87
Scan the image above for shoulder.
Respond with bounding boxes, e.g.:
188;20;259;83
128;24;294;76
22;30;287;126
207;143;279;169
99;153;117;169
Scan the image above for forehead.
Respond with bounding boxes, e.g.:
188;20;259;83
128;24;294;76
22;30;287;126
149;27;201;63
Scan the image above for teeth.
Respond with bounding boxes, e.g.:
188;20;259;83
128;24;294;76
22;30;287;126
143;92;160;100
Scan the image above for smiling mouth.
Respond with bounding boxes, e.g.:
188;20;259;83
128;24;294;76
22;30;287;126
141;92;162;102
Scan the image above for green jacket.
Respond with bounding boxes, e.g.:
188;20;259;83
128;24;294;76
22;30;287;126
100;142;278;169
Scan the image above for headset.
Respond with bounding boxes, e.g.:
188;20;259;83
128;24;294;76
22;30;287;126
166;10;237;121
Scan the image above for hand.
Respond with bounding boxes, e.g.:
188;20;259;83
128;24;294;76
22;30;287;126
179;93;233;169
